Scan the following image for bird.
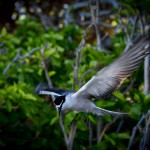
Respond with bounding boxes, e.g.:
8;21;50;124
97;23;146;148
34;37;149;120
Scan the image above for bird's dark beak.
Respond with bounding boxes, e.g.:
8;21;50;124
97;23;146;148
58;103;63;117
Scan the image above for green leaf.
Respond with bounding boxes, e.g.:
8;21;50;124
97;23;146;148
76;119;87;131
117;133;130;139
50;116;58;125
6;101;12;112
48;71;56;77
88;115;97;124
104;134;116;146
89;60;98;67
38;68;43;76
24;94;37;101
1;27;7;36
19;89;36;101
45;49;56;56
134;93;141;102
113;91;126;101
129;103;141;118
96;100;116;108
10;37;20;45
145;94;150;104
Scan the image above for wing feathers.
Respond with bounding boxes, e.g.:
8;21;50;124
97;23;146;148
73;37;149;99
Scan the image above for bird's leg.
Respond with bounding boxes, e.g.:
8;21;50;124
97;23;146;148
68;113;78;127
85;113;89;128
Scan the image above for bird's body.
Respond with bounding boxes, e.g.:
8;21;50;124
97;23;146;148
62;92;124;116
63;93;93;113
35;37;149;116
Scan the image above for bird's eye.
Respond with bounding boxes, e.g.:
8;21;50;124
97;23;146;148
54;99;62;105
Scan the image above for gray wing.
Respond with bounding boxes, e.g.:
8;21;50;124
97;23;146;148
73;37;149;99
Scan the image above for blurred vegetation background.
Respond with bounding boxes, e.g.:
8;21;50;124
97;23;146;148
0;0;150;150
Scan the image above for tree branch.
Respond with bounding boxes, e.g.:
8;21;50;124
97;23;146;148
97;116;119;143
3;47;40;74
41;43;53;88
127;114;145;150
89;0;102;51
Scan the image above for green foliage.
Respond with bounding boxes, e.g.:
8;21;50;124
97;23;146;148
0;16;82;149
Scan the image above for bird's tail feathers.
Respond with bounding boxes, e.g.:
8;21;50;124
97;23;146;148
93;106;127;116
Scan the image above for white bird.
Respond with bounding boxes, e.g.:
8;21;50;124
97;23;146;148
35;37;149;118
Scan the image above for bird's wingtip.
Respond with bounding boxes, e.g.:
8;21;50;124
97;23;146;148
94;106;128;116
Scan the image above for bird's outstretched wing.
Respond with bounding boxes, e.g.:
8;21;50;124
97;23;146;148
73;37;149;99
34;83;74;96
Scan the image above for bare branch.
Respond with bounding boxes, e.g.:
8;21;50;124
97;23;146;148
144;55;150;95
73;1;89;9
73;39;86;89
79;10;112;19
116;117;124;133
127;114;146;150
80;21;114;28
89;121;93;145
89;0;102;51
98;116;119;143
0;105;19;110
20;47;40;59
79;68;95;87
137;9;145;35
96;0;99;23
41;43;53;89
3;49;21;74
123;77;135;95
139;110;150;150
3;47;40;74
97;116;103;143
68;123;77;150
130;16;138;39
94;24;102;51
59;115;69;147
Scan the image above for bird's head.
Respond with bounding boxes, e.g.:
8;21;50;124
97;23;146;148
54;96;66;116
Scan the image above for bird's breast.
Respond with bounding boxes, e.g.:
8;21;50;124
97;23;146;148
67;95;95;113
